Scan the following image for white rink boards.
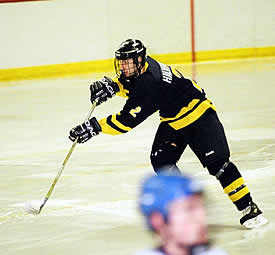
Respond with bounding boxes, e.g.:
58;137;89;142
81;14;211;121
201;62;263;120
0;58;275;255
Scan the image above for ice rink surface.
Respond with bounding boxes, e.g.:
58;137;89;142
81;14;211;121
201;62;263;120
0;58;275;255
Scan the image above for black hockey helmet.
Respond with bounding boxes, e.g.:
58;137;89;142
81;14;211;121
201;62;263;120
114;39;147;80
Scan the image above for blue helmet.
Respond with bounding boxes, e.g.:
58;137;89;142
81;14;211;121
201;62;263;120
139;172;203;229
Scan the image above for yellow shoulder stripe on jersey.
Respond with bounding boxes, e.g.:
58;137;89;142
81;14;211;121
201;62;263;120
191;80;203;92
160;99;216;130
171;67;182;78
112;77;129;98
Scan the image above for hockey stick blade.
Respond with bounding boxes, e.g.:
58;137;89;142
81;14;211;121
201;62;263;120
24;199;45;215
24;102;97;215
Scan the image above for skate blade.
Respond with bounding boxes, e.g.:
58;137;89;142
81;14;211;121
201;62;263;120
243;214;268;229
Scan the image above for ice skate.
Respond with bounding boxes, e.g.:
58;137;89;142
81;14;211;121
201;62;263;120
240;201;268;229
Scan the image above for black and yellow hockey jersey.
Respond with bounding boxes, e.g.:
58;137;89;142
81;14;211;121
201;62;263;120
98;56;216;135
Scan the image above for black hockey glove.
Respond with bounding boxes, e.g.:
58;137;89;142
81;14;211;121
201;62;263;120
90;76;119;106
69;117;102;144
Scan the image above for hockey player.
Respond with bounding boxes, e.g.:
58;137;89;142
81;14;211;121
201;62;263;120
137;172;228;255
69;39;267;229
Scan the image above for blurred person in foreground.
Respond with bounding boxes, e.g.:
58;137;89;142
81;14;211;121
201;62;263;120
136;172;228;255
69;39;267;229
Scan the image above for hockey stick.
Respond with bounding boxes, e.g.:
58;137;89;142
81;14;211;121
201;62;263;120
24;102;97;215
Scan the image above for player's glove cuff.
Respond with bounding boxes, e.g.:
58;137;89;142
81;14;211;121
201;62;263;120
69;117;102;144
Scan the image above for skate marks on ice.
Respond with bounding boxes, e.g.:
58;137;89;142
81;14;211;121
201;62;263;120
0;199;137;222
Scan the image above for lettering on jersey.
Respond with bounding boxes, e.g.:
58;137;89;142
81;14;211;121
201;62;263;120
159;62;173;84
130;106;141;118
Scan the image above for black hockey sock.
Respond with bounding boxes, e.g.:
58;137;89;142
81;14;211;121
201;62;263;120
208;160;252;211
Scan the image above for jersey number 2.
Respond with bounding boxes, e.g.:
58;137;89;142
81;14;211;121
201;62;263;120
130;106;141;118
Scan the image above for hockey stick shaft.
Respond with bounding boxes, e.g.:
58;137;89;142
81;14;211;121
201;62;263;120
38;102;97;213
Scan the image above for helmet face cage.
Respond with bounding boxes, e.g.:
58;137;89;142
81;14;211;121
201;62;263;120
114;39;146;81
